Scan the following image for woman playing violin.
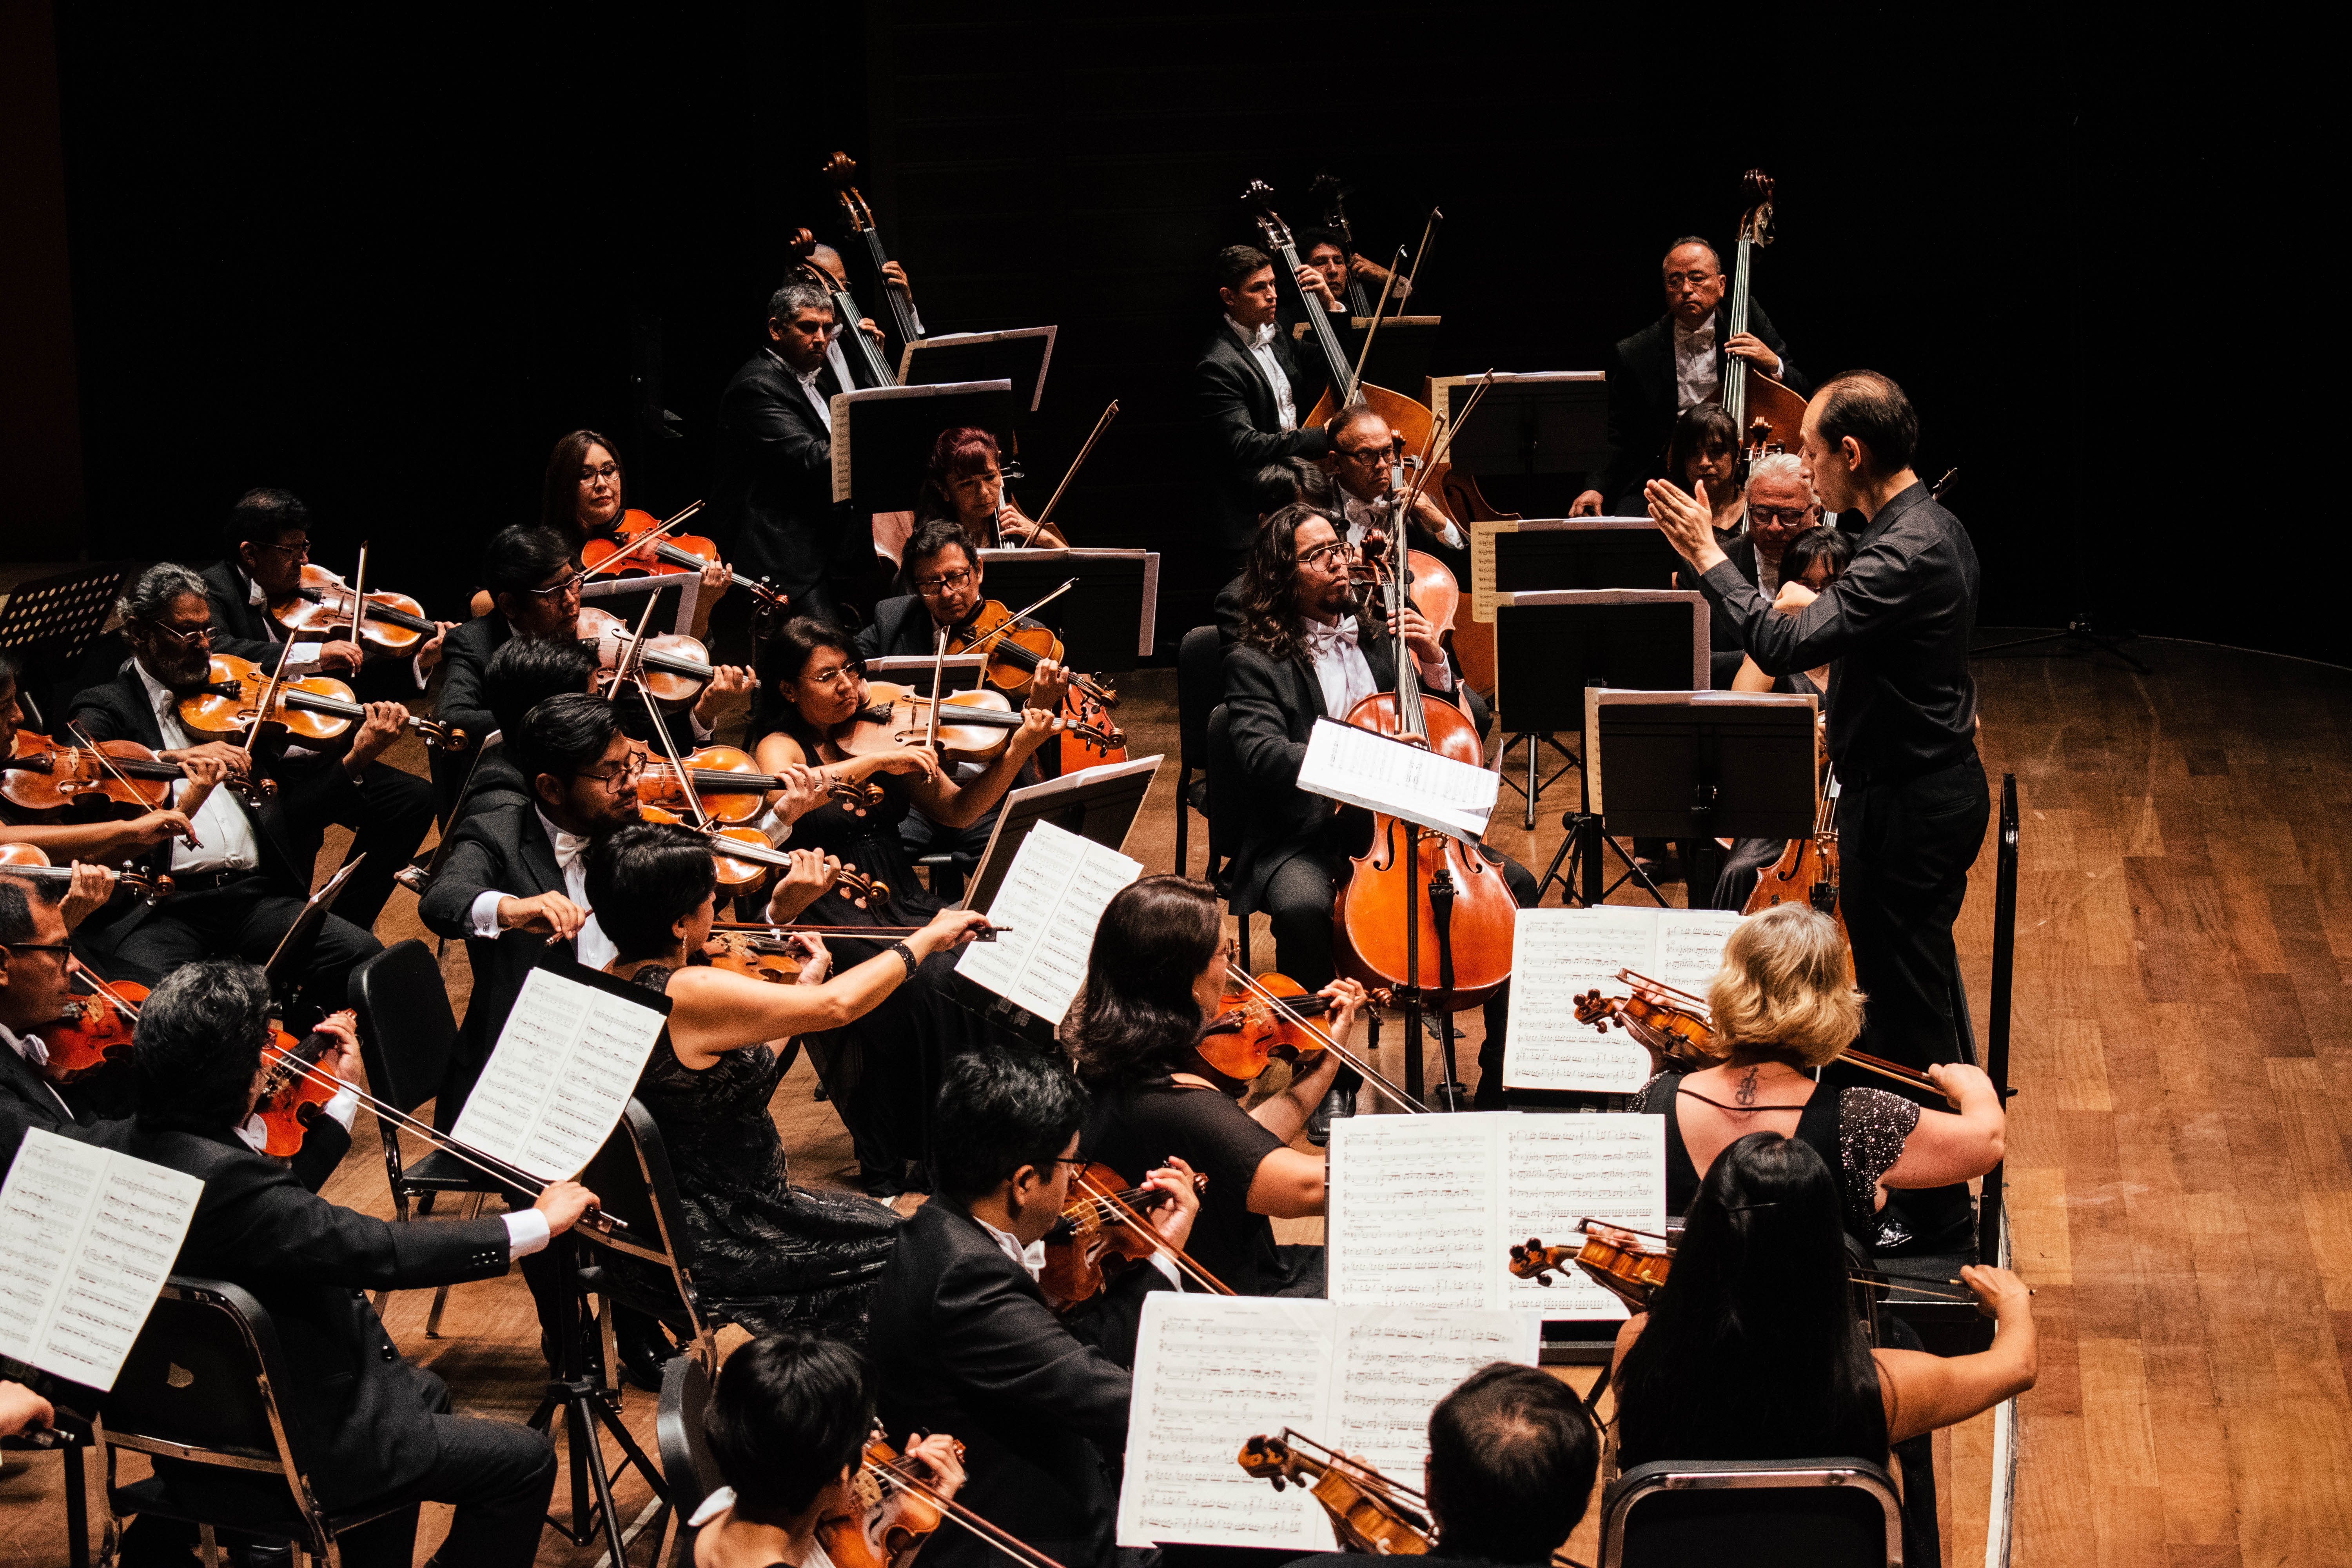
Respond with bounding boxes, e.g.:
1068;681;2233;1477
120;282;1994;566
1624;904;2005;1256
911;427;1064;555
689;1330;965;1568
1070;875;1367;1298
590;822;993;1345
751;617;1060;1197
541;428;733;630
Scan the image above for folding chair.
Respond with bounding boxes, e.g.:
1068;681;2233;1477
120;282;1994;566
1599;1455;1905;1567
655;1354;725;1568
1174;624;1226;876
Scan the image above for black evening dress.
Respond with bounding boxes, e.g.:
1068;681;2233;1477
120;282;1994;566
626;964;899;1340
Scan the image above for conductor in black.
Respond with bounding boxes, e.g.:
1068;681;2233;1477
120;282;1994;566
1644;371;1987;1079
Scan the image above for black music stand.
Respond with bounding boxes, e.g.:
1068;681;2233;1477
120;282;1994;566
1430;372;1608;514
830;381;1022;514
261;856;363;1017
973;548;1158;673
1489;590;1709;833
898;327;1056;411
1543;690;1817;909
1348;316;1439;393
0;563;134;730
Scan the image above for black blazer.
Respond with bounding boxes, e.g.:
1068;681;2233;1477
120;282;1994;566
868;1201;1166;1568
76;1115;513;1507
433;613;512;751
854;594;946;663
1595;303;1802;512
1194;324;1333;555
709;351;848;599
200;560;284;667
416;792;574;1116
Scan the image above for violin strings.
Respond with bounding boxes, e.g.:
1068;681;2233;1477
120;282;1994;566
867;1459;1070;1568
1226;969;1426;1115
1073;1173;1232;1296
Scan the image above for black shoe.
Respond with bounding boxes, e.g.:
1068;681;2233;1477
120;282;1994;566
1305;1088;1352;1147
610;1303;677;1392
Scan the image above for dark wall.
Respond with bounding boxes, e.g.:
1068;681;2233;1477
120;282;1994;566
46;5;2307;661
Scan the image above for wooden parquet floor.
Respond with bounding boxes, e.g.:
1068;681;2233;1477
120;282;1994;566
5;633;2350;1566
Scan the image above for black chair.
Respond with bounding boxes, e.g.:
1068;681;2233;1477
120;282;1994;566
655;1354;725;1568
2;1414;91;1567
1599;1456;1905;1566
1204;702;1251;968
95;1277;418;1567
1174;624;1227;876
346;939;511;1336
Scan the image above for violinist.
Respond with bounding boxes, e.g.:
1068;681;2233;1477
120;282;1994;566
586;823;992;1349
750;617;1061;1196
1222;507;1537;1123
1321;403;1468;554
1278;1363;1597;1568
1197;245;1336;567
868;1048;1201;1568
1072;875;1364;1296
0;648;217;869
909;426;1063;554
1610;1132;2036;1564
0;876;108;1131
88;958;582;1568
64;566;392;1023
712;279;856;624
688;1331;965;1568
1573;236;1804;516
541;428;733;635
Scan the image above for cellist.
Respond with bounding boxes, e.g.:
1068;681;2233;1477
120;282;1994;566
1320;404;1468;555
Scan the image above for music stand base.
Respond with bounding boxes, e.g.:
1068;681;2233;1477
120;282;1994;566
1495;731;1581;830
528;1240;670;1563
1535;813;1669;908
1971;616;2150;674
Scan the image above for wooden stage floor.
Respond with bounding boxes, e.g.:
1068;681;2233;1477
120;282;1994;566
4;632;2349;1566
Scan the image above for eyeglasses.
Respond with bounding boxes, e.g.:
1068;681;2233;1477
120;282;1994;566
148;622;216;648
521;572;587;601
1291;541;1350;570
805;661;862;687
579;464;619;485
913;567;975;597
1;942;74;962
1748;506;1815;526
575;755;646;790
1333;445;1389;466
254;540;311;560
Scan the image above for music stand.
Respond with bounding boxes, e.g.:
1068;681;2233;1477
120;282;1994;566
862;651;986;697
0;563;134;730
829;380;1022;510
261;855;364;1014
1488;590;1708;831
897;326;1056;412
1543;690;1818;908
974;548;1158;671
1349;316;1440;393
1428;372;1608;505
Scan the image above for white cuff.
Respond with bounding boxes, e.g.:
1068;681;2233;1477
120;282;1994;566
468;889;512;939
410;654;430;691
502;1208;552;1258
1417;656;1455;693
689;712;715;744
1148;1252;1182;1289
326;1086;359;1131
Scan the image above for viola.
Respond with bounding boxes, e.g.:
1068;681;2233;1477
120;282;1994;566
633;744;883;825
576;604;720;708
4;728;271;813
252;1011;358;1158
1039;1163;1229;1307
579;504;789;621
269;564;439;654
0;845;171;907
1722;169;1809;467
1237;1430;1432;1556
817;1426;1065;1568
1573;969;1940;1094
177;654;467;751
40;976;149;1085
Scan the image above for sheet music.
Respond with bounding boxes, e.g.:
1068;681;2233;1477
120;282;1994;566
1499;1116;1666;1319
955;819;1141;1024
1325;1115;1501;1308
1469;518;1521;624
1503;907;1744;1092
449;967;668;1181
0;1128;202;1390
1329;1308;1544;1478
1297;718;1497;840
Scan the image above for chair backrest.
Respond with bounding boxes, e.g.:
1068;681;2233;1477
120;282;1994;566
99;1278;315;1497
1176;624;1227;775
576;1098;715;1360
1601;1456;1904;1567
657;1354;726;1538
1204;703;1242;891
347;938;457;1117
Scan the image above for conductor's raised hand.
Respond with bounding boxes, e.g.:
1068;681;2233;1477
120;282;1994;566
1642;477;1725;571
534;1180;600;1237
1771;579;1820;616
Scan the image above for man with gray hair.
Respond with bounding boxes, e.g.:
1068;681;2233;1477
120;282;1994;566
710;278;853;624
1701;450;1824;685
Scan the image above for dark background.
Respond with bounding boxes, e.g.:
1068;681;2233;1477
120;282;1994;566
0;5;2307;662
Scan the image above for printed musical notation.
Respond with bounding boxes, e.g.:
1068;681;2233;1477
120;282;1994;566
1503;906;1744;1093
1118;1295;1539;1552
955;819;1141;1025
1297;718;1498;841
449;967;668;1182
0;1128;202;1390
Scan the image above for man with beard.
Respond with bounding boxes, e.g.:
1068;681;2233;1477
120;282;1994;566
63;564;395;1024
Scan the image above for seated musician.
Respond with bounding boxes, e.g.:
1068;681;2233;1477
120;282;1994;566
1;875;131;1130
910;426;1064;554
1197;245;1336;574
1072;875;1364;1296
1572;236;1803;517
751;617;1058;1196
587;820;991;1343
65;565;396;1020
868;1048;1200;1568
0;647;217;872
686;1331;965;1568
711;279;855;625
1223;505;1537;1121
1281;1362;1598;1568
1213;459;1343;646
541;428;732;636
1320;403;1467;555
459;635;604;805
91;958;583;1568
1611;1132;2035;1563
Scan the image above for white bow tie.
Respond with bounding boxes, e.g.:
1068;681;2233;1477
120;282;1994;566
9;1031;48;1069
1679;316;1717;345
1306;616;1361;652
552;829;590;875
1232;318;1277;350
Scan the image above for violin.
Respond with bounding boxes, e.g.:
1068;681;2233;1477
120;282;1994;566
1039;1163;1229;1307
704;928;806;984
632;744;883;824
576;604;720;708
634;804;873;898
0;846;171;908
252;1011;358;1158
177;654;467;751
942;592;1127;773
833;681;1117;766
1572;969;1942;1094
817;1426;1065;1568
1198;971;1390;1082
579;503;790;621
269;564;439;654
1237;1430;1432;1556
1510;1232;1674;1313
1722;170;1809;467
38;975;149;1085
5;728;272;813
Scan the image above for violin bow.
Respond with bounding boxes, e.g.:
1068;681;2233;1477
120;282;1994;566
1024;400;1119;546
1345;245;1408;395
923;627;949;751
1225;967;1426;1114
344;542;370;648
1068;1167;1234;1296
857;1447;1070;1568
956;578;1079;662
598;502;702;575
636;679;714;832
236;646;295;765
1568;1218;1992;1305
1612;968;1943;1096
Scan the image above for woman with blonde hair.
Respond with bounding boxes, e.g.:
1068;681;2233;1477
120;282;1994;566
1628;903;2005;1253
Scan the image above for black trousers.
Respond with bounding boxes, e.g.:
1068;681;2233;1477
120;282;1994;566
1841;752;1991;1071
286;759;435;929
88;875;381;1029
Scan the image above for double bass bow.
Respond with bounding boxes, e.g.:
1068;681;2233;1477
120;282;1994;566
1722;170;1808;465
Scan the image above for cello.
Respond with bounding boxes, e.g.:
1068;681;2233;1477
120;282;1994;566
1722;170;1809;465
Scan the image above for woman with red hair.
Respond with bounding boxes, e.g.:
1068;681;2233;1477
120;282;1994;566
913;426;1066;553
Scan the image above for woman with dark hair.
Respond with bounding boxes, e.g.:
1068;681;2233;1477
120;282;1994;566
1073;875;1367;1296
588;820;992;1338
538;427;733;636
750;616;1056;1195
1661;403;1746;539
1612;1132;2034;1559
687;1331;964;1568
912;426;1065;553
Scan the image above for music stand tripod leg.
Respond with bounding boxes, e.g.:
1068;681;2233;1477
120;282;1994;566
533;1234;670;1559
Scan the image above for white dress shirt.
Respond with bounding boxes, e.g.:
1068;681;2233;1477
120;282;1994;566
1343;490;1465;552
0;1022;73;1117
768;347;832;432
132;661;264;876
1673;313;1720;410
1304;614;1454;721
979;1212;1178;1289
1227;316;1298;432
243;568;430;691
233;1085;359;1152
464;808;615;971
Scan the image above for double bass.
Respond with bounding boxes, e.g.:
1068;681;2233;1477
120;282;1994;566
1723;170;1809;465
822;152;922;370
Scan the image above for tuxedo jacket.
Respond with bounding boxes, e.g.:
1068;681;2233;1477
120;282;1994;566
1219;624;1488;916
1194;324;1334;554
868;1201;1166;1568
709;351;850;598
0;1047;350;1192
428;612;691;805
1595;302;1802;511
77;1115;514;1508
855;594;949;663
199;559;425;704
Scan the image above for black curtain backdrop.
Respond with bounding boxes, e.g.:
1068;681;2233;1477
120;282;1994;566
49;5;2305;661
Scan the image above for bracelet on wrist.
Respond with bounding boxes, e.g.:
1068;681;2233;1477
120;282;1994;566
886;940;919;980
